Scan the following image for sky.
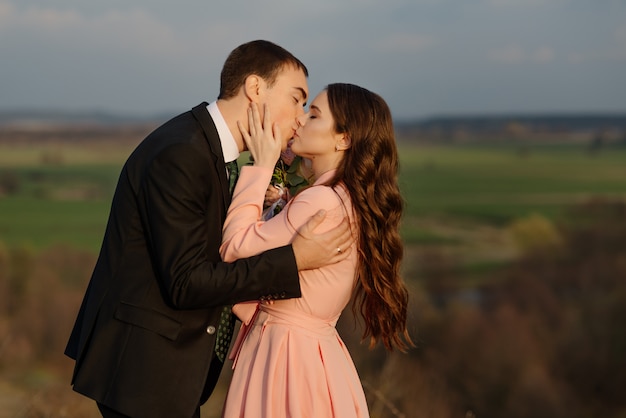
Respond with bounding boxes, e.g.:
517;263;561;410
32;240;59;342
1;0;625;120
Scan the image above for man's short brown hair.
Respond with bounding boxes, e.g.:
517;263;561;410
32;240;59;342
218;40;308;100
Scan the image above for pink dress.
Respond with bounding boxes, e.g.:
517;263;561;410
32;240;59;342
219;166;369;418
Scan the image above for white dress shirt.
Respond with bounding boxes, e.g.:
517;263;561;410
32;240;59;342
206;101;240;165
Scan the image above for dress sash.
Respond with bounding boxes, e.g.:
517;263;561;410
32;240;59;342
228;303;338;368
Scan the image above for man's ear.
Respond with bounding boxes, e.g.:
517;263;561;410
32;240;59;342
244;75;262;102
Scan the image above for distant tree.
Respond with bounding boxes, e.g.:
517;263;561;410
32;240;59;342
507;213;564;258
40;149;64;165
0;169;21;196
417;248;461;308
587;130;606;155
7;245;34;315
0;241;8;315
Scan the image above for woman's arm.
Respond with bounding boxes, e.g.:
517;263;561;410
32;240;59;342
220;166;344;263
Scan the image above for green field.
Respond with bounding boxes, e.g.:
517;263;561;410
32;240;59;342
0;163;121;253
399;143;626;222
1;141;625;257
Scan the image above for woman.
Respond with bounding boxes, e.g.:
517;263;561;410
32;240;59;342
220;83;413;417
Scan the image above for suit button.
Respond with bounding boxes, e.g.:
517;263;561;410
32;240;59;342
206;325;216;335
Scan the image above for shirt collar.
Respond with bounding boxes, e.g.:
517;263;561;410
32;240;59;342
206;101;239;164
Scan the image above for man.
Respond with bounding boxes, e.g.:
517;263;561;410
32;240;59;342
65;40;353;418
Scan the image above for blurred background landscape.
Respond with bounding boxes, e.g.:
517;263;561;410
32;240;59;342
1;0;626;417
1;111;625;418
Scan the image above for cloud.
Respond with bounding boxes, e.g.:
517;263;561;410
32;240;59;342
0;1;79;30
0;1;188;56
373;33;435;53
488;45;555;64
616;23;626;43
484;0;565;7
565;22;626;64
532;47;555;63
614;22;626;58
0;1;14;23
20;5;81;29
488;45;525;64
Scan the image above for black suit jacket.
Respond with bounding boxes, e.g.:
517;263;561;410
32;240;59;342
64;103;301;418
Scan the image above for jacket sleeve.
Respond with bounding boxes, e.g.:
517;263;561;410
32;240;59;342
137;142;301;309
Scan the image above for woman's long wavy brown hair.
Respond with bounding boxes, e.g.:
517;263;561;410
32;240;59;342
325;83;413;351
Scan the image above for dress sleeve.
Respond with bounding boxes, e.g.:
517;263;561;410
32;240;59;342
220;166;344;263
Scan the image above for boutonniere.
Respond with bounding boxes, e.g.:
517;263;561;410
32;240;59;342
262;146;312;220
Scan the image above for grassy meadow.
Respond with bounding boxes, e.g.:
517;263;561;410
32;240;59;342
0;136;140;253
399;142;626;224
2;137;626;293
2;138;625;256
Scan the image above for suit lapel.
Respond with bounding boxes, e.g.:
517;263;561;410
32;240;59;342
191;102;231;208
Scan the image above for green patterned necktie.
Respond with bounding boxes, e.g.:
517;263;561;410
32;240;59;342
215;306;236;362
215;159;239;362
226;160;239;195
